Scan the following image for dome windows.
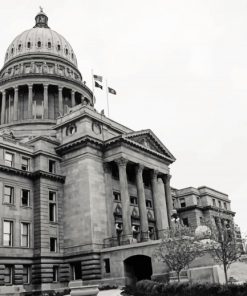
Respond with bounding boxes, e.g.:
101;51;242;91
65;48;68;55
71;53;74;59
37;41;41;48
27;42;31;49
48;42;51;49
57;44;61;51
11;47;14;54
18;44;22;51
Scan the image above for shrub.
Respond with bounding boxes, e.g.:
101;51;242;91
99;283;118;290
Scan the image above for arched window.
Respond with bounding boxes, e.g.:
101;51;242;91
57;44;61;51
37;41;41;48
71;53;74;59
5;53;8;60
65;48;68;55
27;42;31;49
18;44;22;51
11;48;14;54
48;42;51;49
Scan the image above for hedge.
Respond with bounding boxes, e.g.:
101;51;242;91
121;280;247;296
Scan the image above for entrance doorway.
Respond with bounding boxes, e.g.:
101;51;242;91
124;255;153;286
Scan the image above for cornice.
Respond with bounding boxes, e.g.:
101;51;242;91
176;205;235;216
0;164;65;183
55;135;103;155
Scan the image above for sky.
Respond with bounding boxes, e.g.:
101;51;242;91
0;0;246;233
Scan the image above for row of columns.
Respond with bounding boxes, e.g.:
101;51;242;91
104;158;173;241
0;84;81;124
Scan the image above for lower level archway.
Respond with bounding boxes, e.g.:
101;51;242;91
124;255;153;286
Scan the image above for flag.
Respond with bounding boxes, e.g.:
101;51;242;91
93;74;103;82
108;87;117;95
95;81;103;89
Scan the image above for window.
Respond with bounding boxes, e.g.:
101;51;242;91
113;192;121;202
71;262;82;280
49;191;57;222
224;202;227;210
21;157;29;171
104;258;110;273
49;160;56;173
5;152;14;167
21;189;30;207
48;42;51;48
148;226;155;240
57;44;61;51
52;266;58;282
50;237;57;252
3;221;13;246
37;41;41;48
212;199;216;206
182;218;189;227
4;265;13;284
130;196;138;205
218;200;222;208
27;42;31;49
146;200;152;208
4;186;14;204
65;48;68;55
11;48;14;54
18;44;22;51
23;265;31;284
21;223;30;247
180;198;186;208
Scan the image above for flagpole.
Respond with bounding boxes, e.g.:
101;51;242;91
91;69;95;104
106;79;110;117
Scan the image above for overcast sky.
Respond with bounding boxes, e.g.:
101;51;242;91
0;0;246;234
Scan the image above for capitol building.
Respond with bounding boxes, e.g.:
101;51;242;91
0;9;235;294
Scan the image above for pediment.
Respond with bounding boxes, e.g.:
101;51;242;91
123;129;175;162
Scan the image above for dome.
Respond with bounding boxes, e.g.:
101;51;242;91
4;9;77;67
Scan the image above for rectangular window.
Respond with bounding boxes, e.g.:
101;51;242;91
23;265;31;284
182;218;189;227
4;186;14;204
49;160;56;173
104;258;110;273
218;201;222;208
21;189;30;207
52;266;58;282
3;221;13;246
130;196;138;205
50;237;57;252
49;191;57;222
148;226;155;240
224;202;227;210
5;152;14;167
21;157;29;171
212;199;216;206
4;265;13;284
180;198;186;208
21;223;30;247
146;200;152;208
113;191;121;202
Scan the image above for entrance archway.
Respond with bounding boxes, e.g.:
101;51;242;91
124;255;153;286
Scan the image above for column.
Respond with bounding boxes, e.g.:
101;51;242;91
13;86;18;121
165;174;173;228
135;164;149;241
1;90;6;124
28;84;33;119
151;170;162;238
58;86;63;116
103;162;116;238
71;90;75;106
43;84;48;119
115;158;132;239
157;177;169;229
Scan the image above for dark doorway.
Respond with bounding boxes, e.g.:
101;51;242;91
71;261;82;280
124;255;153;286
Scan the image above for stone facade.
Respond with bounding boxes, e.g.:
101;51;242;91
0;9;238;294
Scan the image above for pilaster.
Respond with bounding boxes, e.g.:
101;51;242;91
43;84;48;119
1;90;6;124
13;86;18;121
28;84;33;119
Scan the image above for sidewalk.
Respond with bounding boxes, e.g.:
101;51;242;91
98;289;122;296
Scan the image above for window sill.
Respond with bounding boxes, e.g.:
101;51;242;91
49;221;58;225
20;205;32;209
2;203;15;207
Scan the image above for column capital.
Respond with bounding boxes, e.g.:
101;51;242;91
166;174;172;183
115;157;128;167
0;90;6;95
135;164;144;175
43;83;49;89
58;86;63;91
71;89;75;94
151;169;159;180
14;86;19;92
28;83;33;88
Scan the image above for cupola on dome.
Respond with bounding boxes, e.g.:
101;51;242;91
4;8;77;67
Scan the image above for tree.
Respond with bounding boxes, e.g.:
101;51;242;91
154;226;204;282
206;219;242;284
